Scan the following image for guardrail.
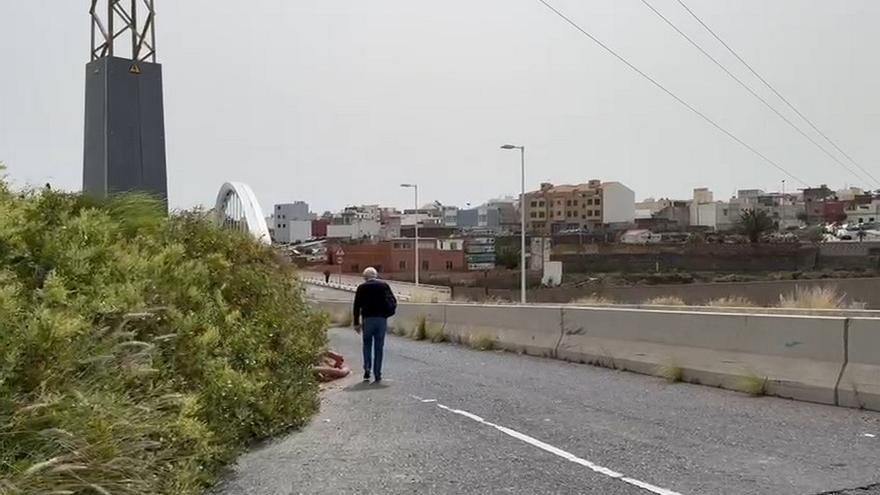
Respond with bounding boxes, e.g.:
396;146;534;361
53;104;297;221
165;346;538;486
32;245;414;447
300;271;451;302
313;300;880;412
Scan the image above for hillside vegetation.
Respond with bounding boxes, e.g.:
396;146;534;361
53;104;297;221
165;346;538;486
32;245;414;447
0;179;326;494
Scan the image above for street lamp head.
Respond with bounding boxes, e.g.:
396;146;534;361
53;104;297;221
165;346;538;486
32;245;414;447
400;183;415;188
500;144;518;150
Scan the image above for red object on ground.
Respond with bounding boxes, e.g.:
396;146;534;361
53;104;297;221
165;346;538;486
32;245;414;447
314;351;350;382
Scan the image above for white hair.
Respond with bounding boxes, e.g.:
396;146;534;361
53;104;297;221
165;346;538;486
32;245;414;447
363;267;378;280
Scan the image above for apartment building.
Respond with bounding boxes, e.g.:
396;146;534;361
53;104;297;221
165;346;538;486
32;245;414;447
523;180;635;234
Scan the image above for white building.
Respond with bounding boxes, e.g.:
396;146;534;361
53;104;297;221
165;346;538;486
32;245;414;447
437;238;464;251
273;202;314;243
274;220;312;244
274;202;312;222
601;182;636;224
846;201;880;225
327;220;381;239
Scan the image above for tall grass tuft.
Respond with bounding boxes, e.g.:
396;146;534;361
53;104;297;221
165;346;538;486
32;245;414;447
644;296;686;306
470;334;496;351
411;315;428;340
777;286;845;309
0;183;327;494
571;294;615;305
705;296;756;308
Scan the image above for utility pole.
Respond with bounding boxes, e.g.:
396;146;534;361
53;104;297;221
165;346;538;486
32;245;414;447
84;0;167;205
501;144;527;304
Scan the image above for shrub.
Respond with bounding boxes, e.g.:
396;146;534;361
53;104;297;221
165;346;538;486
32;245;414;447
705;296;756;308
0;183;327;494
777;286;845;309
644;296;686;306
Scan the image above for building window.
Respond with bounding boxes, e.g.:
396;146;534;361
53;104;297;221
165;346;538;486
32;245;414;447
538;201;545;207
277;224;281;228
531;212;537;218
399;260;406;270
566;200;572;206
422;260;429;270
530;201;538;207
539;212;545;218
573;200;578;206
446;261;453;270
582;215;586;220
587;199;593;206
594;199;601;205
450;242;458;250
557;211;562;217
276;205;281;210
352;264;359;273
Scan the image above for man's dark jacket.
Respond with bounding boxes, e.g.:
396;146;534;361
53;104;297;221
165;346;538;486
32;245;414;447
353;279;397;325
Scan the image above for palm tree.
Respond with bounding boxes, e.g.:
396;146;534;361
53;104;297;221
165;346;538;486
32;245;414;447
737;208;775;243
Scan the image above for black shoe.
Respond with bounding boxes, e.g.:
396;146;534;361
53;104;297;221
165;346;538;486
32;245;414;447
363;371;371;381
373;376;382;384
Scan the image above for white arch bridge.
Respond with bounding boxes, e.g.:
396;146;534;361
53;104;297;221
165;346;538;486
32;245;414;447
214;182;271;244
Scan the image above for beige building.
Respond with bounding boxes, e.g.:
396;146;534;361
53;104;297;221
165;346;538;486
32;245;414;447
524;180;635;234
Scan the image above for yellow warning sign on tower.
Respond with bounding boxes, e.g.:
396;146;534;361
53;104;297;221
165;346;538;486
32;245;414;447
129;64;141;75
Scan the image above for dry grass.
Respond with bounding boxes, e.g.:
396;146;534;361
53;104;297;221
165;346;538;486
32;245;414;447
410;315;428;341
571;294;615;305
425;324;447;343
657;364;683;383
735;374;769;396
777;286;845;309
644;296;686;306
705;296;756;308
469;334;496;351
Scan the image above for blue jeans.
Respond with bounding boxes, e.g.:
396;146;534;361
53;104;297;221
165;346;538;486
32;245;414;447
362;317;387;379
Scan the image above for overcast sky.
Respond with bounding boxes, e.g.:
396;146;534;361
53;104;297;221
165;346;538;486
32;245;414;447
1;1;878;213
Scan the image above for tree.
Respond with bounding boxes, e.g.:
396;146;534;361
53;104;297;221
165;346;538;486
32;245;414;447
496;245;520;269
737;208;775;243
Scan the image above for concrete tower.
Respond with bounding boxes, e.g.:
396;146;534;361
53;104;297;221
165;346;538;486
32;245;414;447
83;0;167;204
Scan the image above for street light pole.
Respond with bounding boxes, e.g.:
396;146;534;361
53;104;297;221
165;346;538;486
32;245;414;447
501;144;527;304
401;183;420;286
781;179;786;230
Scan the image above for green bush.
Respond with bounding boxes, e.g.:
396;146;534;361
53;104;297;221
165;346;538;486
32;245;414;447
0;181;326;494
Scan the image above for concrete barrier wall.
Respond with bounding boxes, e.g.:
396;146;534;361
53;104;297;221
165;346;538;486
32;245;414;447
310;299;878;412
838;318;880;410
443;305;563;357
560;308;846;405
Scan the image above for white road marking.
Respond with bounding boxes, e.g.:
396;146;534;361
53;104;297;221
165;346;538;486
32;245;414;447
421;399;437;403
864;433;876;438
431;402;682;495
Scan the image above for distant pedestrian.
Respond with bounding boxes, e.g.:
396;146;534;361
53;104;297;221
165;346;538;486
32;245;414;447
323;269;331;283
352;267;397;383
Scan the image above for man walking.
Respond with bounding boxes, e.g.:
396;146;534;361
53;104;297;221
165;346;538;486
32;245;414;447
353;267;397;383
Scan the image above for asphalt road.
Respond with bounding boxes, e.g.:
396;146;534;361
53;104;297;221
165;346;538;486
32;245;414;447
217;328;880;495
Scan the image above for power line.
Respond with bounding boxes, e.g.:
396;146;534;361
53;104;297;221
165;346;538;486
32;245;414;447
533;0;808;186
638;0;871;187
674;0;880;188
